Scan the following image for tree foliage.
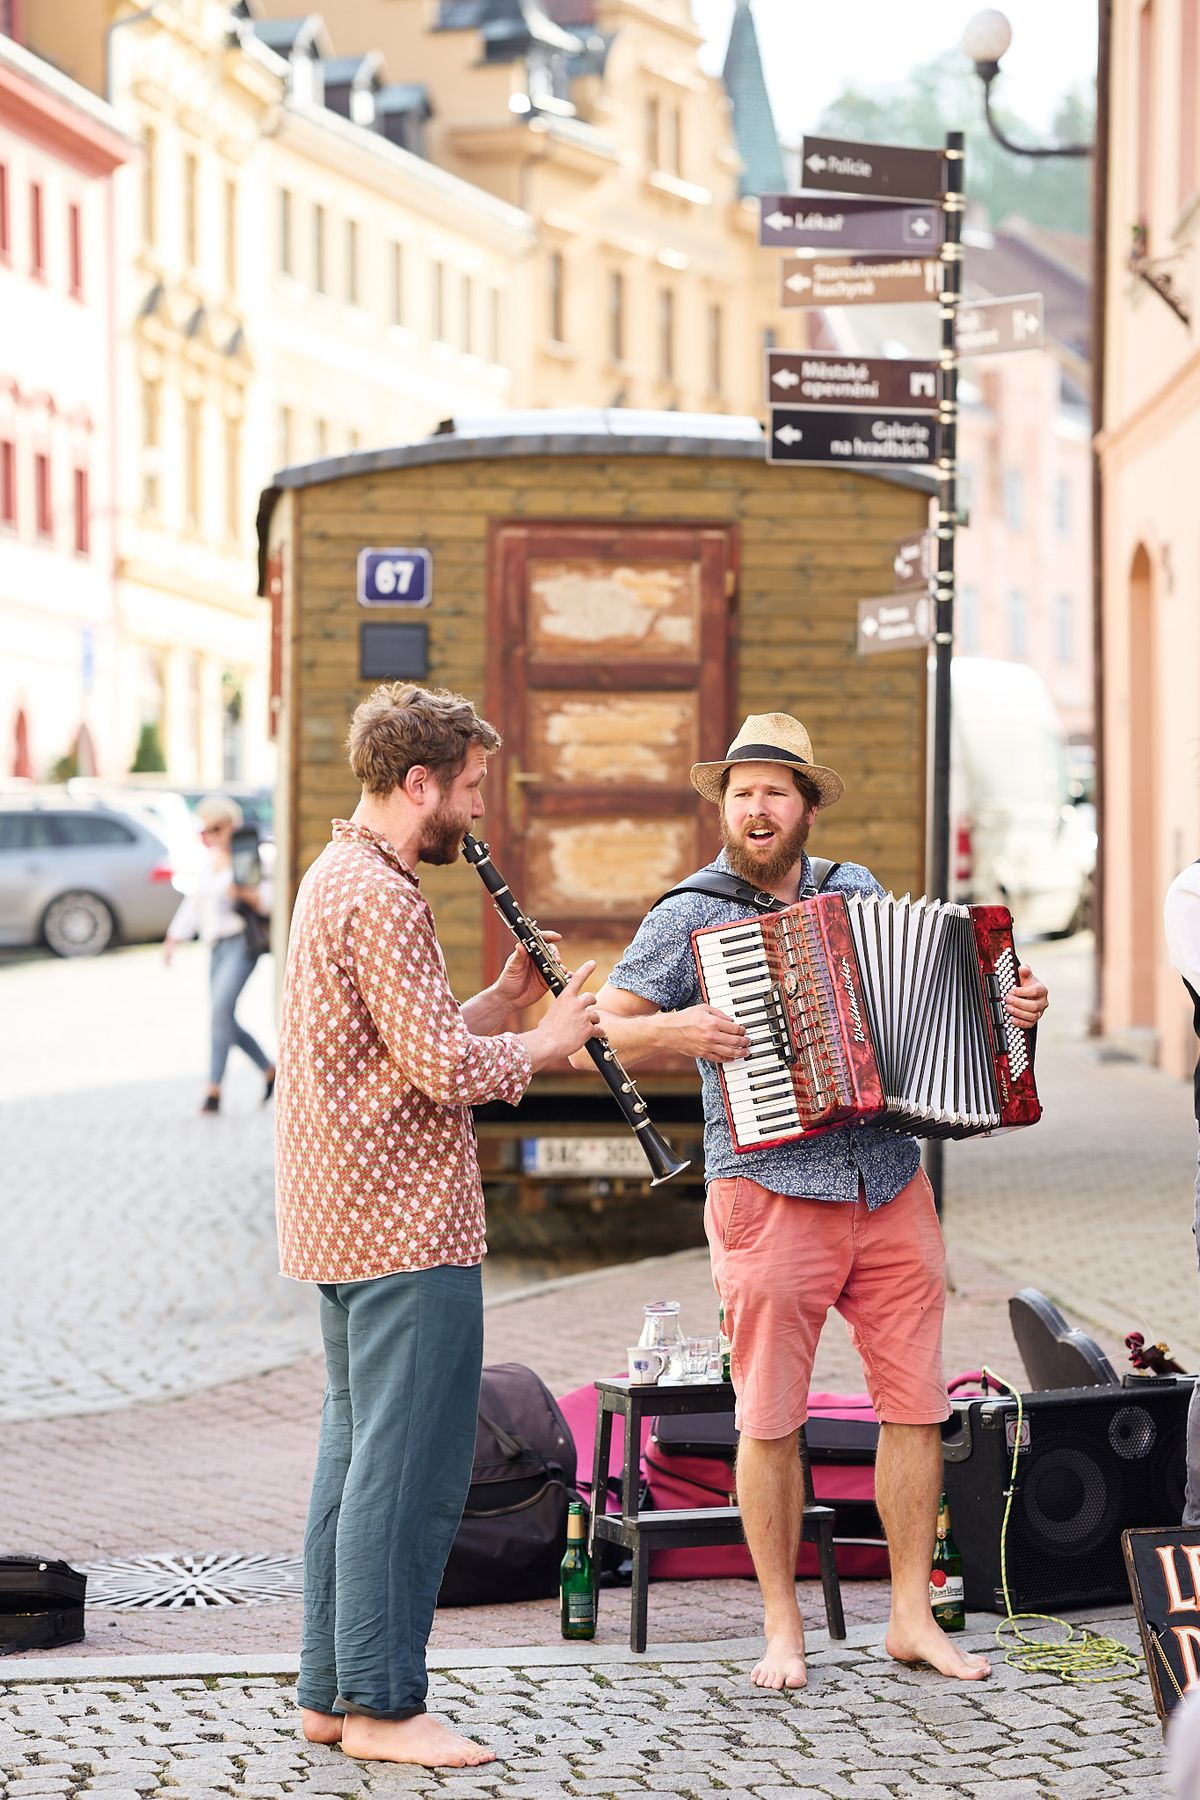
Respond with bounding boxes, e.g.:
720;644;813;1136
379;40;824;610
816;51;1093;235
130;721;167;774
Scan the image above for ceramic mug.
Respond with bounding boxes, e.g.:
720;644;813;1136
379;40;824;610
627;1346;668;1386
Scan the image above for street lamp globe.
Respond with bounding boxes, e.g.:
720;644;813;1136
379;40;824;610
962;8;1013;75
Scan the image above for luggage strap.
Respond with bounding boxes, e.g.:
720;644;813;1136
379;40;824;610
651;857;842;913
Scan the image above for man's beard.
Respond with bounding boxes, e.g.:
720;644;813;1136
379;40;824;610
719;810;811;888
417;795;466;866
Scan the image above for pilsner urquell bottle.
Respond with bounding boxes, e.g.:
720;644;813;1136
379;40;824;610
929;1492;966;1632
560;1499;596;1640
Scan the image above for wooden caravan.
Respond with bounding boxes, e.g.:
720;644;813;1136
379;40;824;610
258;410;932;1238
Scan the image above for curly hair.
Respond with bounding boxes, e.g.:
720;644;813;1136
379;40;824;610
346;684;501;797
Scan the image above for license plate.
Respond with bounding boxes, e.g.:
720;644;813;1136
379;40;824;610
520;1136;649;1178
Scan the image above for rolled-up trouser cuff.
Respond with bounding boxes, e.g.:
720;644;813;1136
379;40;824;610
335;1695;427;1721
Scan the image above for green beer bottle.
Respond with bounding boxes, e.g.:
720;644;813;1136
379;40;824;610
929;1492;966;1632
560;1500;596;1640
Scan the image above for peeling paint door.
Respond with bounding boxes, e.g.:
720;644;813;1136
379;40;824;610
487;523;736;1034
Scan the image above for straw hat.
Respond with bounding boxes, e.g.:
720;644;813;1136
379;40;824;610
689;713;844;809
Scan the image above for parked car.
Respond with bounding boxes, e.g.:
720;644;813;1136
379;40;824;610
67;780;274;892
950;657;1096;940
0;795;178;956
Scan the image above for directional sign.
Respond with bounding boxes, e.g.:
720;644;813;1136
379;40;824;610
956;292;1045;356
357;547;432;607
759;195;943;254
858;594;934;656
768;408;941;468
892;530;935;592
800;135;945;204
781;254;943;309
767;351;939;414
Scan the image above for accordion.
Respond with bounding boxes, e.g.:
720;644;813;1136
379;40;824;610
692;892;1040;1151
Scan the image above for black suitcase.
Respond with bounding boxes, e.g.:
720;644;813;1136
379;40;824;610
0;1556;86;1653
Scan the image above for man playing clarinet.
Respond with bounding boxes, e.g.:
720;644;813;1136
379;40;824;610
275;683;600;1768
580;713;1049;1691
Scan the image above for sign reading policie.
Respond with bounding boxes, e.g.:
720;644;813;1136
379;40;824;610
767;408;941;469
799;134;946;204
767;350;939;414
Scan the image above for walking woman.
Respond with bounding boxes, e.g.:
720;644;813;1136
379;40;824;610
163;795;276;1113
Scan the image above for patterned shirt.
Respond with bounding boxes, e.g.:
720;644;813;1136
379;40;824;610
607;850;921;1210
275;820;532;1282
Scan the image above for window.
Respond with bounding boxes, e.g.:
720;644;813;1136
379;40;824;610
313;417;327;457
431;260;445;340
184;397;202;529
0;812;56;851
34;452;51;537
1182;0;1198;206
549;250;565;343
659;288;675;381
50;813;136;847
609;270;624;363
0;439;14;527
68;201;82;298
1054;474;1071;536
73;466;89;554
645;96;659;169
1002;469;1024;531
142;379;161;513
390;242;404;324
345;218;359;306
183;152;198;267
958;583;979;653
762;326;777;354
670;105;683;177
142;126;156;246
30;182;44;277
1007;589;1027;660
313;203;326;293
224;415;240;540
1055;593;1074;664
489;286;502;364
460;273;472;353
348;427;361;451
0;163;9;260
278;405;294;468
224;178;237;291
707;302;723;395
279;188;293;276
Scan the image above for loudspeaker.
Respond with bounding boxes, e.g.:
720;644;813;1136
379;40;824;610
942;1377;1193;1613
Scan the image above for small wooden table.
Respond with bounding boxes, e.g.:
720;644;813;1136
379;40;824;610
589;1375;847;1653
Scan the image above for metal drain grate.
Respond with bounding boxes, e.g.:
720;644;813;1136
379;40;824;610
81;1552;303;1608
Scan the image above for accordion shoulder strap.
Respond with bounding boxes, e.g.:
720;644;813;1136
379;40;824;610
651;858;843;914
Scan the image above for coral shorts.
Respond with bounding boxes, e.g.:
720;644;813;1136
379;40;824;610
704;1168;948;1440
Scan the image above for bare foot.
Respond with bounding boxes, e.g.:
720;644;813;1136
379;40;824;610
751;1626;807;1691
885;1619;991;1680
300;1708;342;1744
340;1712;496;1767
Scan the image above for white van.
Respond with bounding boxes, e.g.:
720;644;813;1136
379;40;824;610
948;657;1095;940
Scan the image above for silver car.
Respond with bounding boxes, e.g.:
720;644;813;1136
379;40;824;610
0;798;180;956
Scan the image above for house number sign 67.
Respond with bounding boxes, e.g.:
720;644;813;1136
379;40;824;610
357;548;433;607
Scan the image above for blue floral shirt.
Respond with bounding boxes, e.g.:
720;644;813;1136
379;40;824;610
607;850;921;1209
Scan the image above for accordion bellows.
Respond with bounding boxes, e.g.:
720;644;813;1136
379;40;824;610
692;892;1041;1151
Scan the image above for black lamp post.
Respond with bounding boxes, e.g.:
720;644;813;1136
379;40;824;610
961;9;1093;159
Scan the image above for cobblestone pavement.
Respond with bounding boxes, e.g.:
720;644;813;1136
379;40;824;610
0;1616;1167;1799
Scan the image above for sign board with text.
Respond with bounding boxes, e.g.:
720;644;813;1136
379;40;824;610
800;134;945;204
758;195;943;254
767;351;939;413
1124;1527;1200;1722
892;531;935;591
781;255;943;309
857;594;934;656
768;408;941;468
956;293;1045;357
357;547;433;606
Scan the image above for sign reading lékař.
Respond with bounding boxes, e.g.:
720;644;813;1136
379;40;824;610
781;255;942;309
759;196;943;254
767;351;939;414
800;134;945;204
768;409;941;468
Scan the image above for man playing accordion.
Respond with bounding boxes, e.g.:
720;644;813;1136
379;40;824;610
581;713;1049;1692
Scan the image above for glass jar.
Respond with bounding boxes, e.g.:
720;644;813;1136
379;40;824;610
638;1300;685;1379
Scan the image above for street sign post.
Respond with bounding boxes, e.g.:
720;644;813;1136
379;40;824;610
767;351;939;413
758;195;943;254
780;255;943;308
768;409;941;467
857;594;934;656
800;134;945;203
956;293;1044;355
892;531;935;591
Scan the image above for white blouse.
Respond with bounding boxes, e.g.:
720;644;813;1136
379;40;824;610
168;853;273;946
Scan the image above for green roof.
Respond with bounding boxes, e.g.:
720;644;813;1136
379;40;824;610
722;0;785;198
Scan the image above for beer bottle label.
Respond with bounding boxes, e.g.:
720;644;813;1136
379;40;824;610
929;1571;964;1605
566;1593;595;1626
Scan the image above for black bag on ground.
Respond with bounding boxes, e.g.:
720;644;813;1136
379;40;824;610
438;1364;577;1607
0;1556;86;1653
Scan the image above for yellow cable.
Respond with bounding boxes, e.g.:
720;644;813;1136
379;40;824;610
976;1367;1142;1684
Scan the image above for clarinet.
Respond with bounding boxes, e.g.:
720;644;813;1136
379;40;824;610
462;833;690;1186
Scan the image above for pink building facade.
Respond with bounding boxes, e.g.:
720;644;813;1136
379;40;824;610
0;33;131;780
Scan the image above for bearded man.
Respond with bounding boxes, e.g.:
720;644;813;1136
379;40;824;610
580;715;1049;1692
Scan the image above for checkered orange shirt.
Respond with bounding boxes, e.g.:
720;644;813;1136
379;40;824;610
275;820;532;1282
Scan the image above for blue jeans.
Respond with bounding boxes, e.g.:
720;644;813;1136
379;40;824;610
297;1264;484;1719
209;932;271;1086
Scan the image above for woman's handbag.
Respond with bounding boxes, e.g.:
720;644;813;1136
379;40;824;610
235;900;271;961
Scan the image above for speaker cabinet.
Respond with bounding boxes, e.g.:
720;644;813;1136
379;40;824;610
942;1378;1193;1613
